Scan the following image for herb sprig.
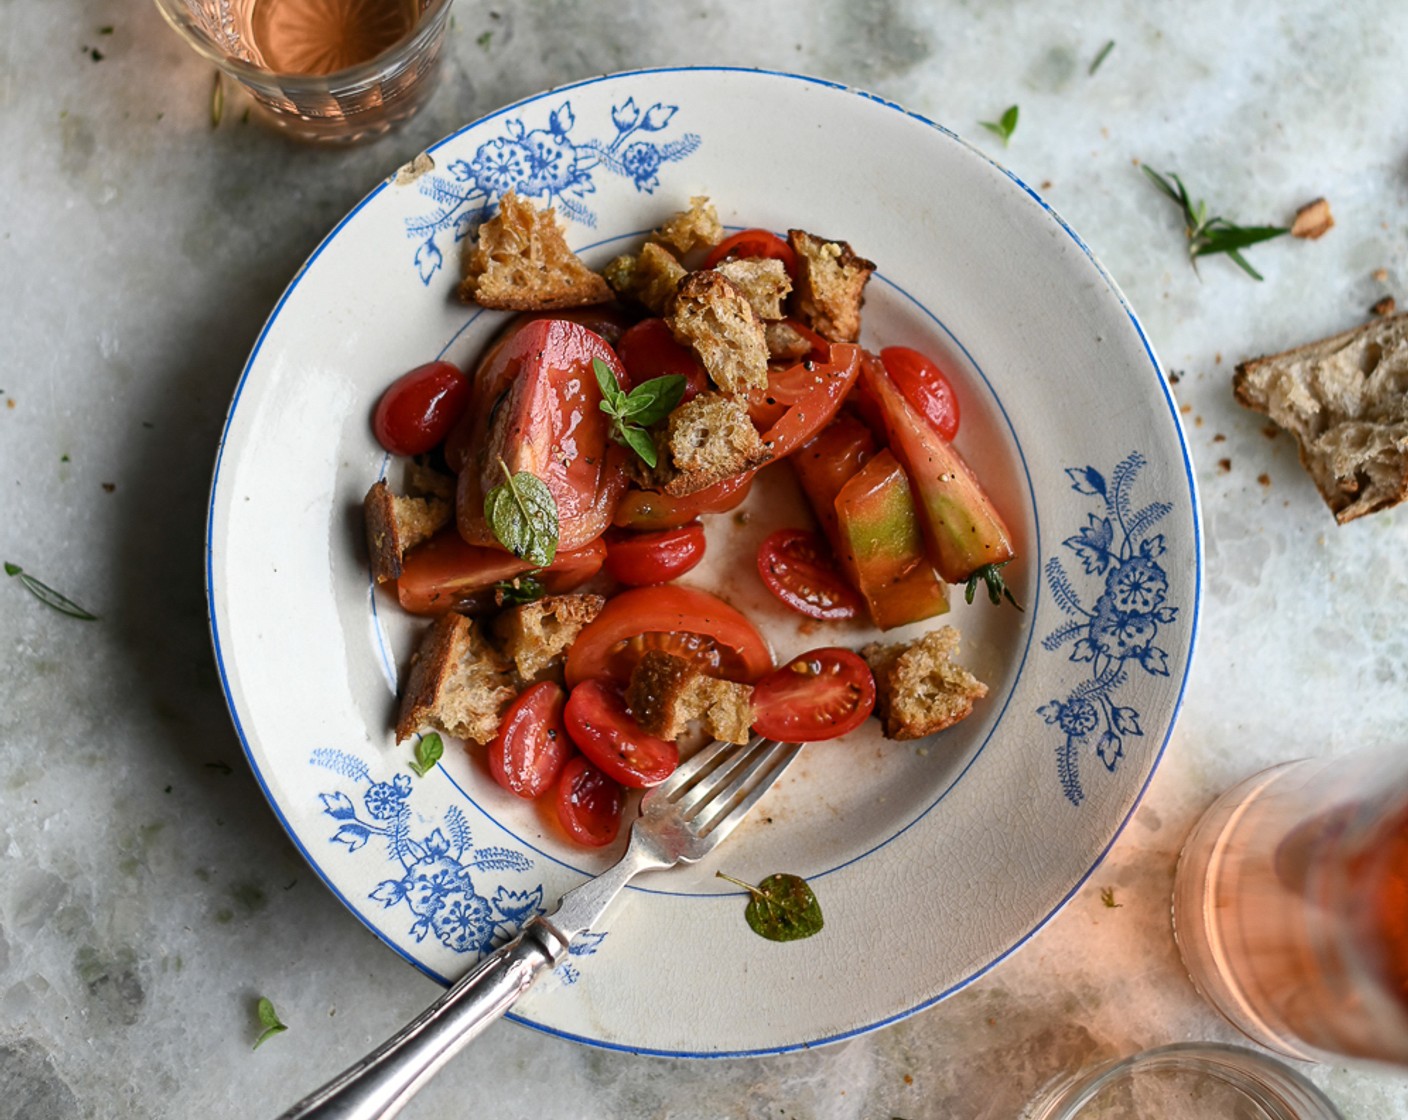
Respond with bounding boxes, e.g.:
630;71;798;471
1089;40;1115;75
252;996;287;1049
964;561;1022;611
980;105;1019;147
592;357;686;469
5;562;98;620
716;871;824;942
494;574;546;607
1142;166;1288;280
409;732;444;778
484;459;559;566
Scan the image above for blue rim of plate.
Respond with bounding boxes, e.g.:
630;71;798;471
205;65;1203;1058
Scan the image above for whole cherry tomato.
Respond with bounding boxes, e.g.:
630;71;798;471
616;318;708;402
603;522;707;586
703;228;798;278
555;755;624;847
372;360;472;457
565;679;679;788
488;682;571;799
755;529;864;621
751;648;877;743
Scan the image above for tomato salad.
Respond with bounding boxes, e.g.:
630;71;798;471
367;200;1017;848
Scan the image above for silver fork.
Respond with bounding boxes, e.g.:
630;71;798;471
276;735;803;1120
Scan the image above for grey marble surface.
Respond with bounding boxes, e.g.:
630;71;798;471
4;1;1408;1117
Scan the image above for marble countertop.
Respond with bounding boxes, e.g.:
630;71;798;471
5;1;1408;1116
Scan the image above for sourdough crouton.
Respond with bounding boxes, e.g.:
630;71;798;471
861;626;987;741
765;320;815;363
494;593;606;681
1234;312;1408;523
787;229;875;343
603;241;687;315
715;257;791;321
458;191;612;310
1291;198;1334;240
364;479;453;585
651;196;723;254
626;650;754;744
638;391;773;497
666;270;769;393
396;614;516;745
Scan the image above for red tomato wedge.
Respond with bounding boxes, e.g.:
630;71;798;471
396;530;606;616
879;346;960;442
751;648;877;742
565;679;679;788
373;360;473;457
758;343;863;462
858;351;1015;584
488;682;571;799
555;755;624;847
455;319;628;554
702;228;798;277
604;522;707;586
565;585;773;687
756;529;864;621
616;318;708;401
612;471;754;531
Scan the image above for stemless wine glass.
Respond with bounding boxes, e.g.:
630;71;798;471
152;0;454;143
1173;748;1408;1066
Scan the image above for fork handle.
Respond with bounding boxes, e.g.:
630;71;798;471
276;919;568;1120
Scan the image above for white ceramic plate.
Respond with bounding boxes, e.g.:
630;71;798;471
206;68;1201;1057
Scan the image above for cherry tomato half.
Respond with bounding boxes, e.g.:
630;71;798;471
751;648;877;743
555;755;624;848
616;318;709;402
703;228;798;278
565;679;679;788
373;360;472;457
488;682;571;799
604;522;707;586
879;346;960;443
565;584;774;687
756;529;864;621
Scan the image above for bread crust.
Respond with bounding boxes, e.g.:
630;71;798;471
666;269;770;394
1233;311;1408;523
458;191;612;310
861;626;987;741
786;228;875;343
363;479;452;585
603;241;687;316
626;650;754;744
650;196;723;255
494;593;605;682
396;614;516;745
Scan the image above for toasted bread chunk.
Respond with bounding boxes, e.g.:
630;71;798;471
651;196;723;254
458;191;612;310
494;593;606;681
765;320;815;363
1234;312;1408;523
715;257;791;321
626;651;754;744
787;229;875;343
861;626;987;741
1291;198;1334;240
603;241;687;316
396;614;516;745
667;270;769;393
636;391;773;497
364;479;453;585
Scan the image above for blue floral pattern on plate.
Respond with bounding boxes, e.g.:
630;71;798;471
310;747;603;981
405;97;701;284
1038;453;1178;806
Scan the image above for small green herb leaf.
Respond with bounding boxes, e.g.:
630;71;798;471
494;574;546;607
409;732;444;778
5;562;99;620
253;996;287;1049
1142;165;1289;280
1089;40;1115;75
476;30;492;50
717;871;824;942
963;561;1022;611
484;460;559;566
593;357;685;468
1100;886;1122;909
980;104;1019;146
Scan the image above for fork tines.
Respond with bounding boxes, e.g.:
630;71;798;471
649;736;802;839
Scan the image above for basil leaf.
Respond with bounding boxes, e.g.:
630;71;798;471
621;374;687;427
253;996;287;1049
980;104;1019;146
4;561;99;620
484;463;559;567
717;871;824;942
409;732;444;777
